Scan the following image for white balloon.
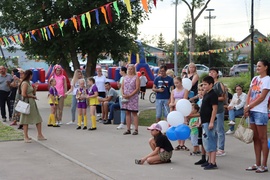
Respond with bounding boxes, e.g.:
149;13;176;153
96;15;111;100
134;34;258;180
158;120;169;133
167;111;184;127
182;78;192;91
176;99;192;116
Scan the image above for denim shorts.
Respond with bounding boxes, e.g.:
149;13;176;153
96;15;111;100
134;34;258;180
249;111;269;125
202;121;217;152
190;134;198;146
155;99;170;119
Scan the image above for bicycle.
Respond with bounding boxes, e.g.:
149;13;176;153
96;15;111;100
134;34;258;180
149;91;156;103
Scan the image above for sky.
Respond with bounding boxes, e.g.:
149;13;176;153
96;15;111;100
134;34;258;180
138;0;270;45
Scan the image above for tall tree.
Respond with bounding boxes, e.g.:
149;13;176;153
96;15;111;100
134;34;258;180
0;0;148;76
157;33;166;49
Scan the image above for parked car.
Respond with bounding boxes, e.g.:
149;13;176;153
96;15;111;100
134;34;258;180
229;63;256;76
182;64;223;77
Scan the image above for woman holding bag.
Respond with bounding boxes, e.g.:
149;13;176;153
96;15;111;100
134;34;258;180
19;70;46;143
244;60;270;173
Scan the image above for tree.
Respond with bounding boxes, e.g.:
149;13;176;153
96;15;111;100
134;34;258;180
254;39;270;63
157;33;166;49
0;0;148;76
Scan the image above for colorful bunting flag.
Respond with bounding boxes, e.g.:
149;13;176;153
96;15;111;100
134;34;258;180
95;9;100;25
124;0;132;15
113;1;120;19
86;12;91;28
101;6;108;24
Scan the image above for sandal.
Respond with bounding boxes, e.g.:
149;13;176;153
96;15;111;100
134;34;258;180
135;159;142;165
246;164;258;171
123;130;131;135
175;145;189;151
132;130;138;135
255;166;268;173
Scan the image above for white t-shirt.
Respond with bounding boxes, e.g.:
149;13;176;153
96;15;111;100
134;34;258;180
71;79;81;95
140;75;148;87
94;75;106;92
249;75;270;113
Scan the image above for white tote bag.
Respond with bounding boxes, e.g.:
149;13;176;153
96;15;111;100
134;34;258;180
15;100;30;114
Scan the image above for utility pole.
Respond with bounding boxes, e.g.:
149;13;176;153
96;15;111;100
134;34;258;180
250;0;254;79
204;9;216;68
184;21;192;63
174;0;178;76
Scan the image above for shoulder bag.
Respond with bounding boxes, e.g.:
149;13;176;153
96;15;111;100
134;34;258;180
15;98;30;114
234;116;253;144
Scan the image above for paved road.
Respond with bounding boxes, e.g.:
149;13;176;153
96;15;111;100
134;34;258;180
0;90;269;180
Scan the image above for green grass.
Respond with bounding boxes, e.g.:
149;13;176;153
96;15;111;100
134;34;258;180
64;95;72;106
0;122;24;141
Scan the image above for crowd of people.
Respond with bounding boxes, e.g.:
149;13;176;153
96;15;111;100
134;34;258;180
0;61;269;171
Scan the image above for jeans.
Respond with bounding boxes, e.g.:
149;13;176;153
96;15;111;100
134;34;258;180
108;102;120;120
119;97;126;124
202;121;217;152
215;112;225;151
155;99;170;119
71;95;77;122
228;108;244;131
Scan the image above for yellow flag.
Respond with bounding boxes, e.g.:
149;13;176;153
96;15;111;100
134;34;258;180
86;12;91;28
124;0;132;15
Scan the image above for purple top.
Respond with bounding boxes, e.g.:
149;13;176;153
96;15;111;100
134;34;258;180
88;84;98;96
173;88;185;100
49;87;58;96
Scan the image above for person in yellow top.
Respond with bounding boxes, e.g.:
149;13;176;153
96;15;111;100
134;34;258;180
48;78;60;127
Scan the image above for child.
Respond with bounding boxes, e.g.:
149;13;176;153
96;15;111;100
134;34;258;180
169;76;189;112
135;123;173;165
189;103;200;155
200;76;218;170
87;77;99;130
48;78;60;127
76;79;88;130
170;76;189;151
139;71;147;100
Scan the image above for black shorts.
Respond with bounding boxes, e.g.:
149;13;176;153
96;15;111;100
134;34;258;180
140;86;146;93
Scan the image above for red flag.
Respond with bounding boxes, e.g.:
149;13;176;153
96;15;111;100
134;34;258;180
106;4;113;23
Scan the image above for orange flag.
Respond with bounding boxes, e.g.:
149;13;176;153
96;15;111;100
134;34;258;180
49;25;55;36
141;0;148;12
0;38;3;45
19;34;24;44
101;6;108;24
71;17;78;32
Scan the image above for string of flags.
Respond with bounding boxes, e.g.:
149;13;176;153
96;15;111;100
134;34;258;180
0;0;157;46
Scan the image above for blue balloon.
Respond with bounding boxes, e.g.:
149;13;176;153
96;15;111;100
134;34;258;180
268;139;270;149
188;91;195;98
166;127;178;141
175;124;191;140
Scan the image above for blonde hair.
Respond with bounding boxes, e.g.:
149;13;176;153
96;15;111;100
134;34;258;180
166;69;175;77
127;64;136;75
187;63;197;74
71;69;83;86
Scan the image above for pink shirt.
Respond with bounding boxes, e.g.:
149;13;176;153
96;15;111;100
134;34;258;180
54;75;66;96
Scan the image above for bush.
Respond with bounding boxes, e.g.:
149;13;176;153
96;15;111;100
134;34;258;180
199;73;209;83
228;73;251;93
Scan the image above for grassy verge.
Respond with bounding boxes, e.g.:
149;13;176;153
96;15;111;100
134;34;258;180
138;109;270;133
64;95;72;106
0;122;24;141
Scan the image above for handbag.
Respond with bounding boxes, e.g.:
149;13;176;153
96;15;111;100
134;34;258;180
234;116;253;144
15;100;30;114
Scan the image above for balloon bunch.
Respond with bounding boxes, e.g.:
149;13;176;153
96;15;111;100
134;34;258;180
158;78;193;141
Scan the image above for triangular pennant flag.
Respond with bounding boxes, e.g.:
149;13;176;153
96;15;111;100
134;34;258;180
124;0;132;15
46;26;51;39
25;33;31;43
86;12;91;28
49;25;55;36
153;0;157;7
76;15;81;31
0;38;3;46
30;32;37;42
59;21;65;36
40;28;45;40
64;19;69;25
9;36;16;43
105;4;113;23
113;1;120;19
71;17;78;32
37;29;42;40
141;0;148;12
101;6;108;24
43;28;48;41
19;34;24;44
14;35;21;44
95;9;100;25
81;14;86;29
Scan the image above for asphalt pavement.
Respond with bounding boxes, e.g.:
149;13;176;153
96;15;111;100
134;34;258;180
0;89;269;180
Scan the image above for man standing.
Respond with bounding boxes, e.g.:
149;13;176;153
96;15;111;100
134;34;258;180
0;66;13;122
152;65;174;122
209;67;226;156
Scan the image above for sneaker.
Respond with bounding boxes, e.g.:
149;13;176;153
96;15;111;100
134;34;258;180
99;120;104;123
117;124;125;130
83;126;87;130
97;113;101;117
76;126;81;130
226;129;234;135
58;121;63;125
130;124;134;130
201;161;209;167
204;163;217;170
3;118;7;122
195;159;206;165
66;121;75;125
216;150;226;157
228;121;235;125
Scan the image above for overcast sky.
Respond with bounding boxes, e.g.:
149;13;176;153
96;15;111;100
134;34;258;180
138;0;270;44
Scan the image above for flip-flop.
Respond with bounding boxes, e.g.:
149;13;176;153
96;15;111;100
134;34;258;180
245;164;258;171
135;159;142;165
